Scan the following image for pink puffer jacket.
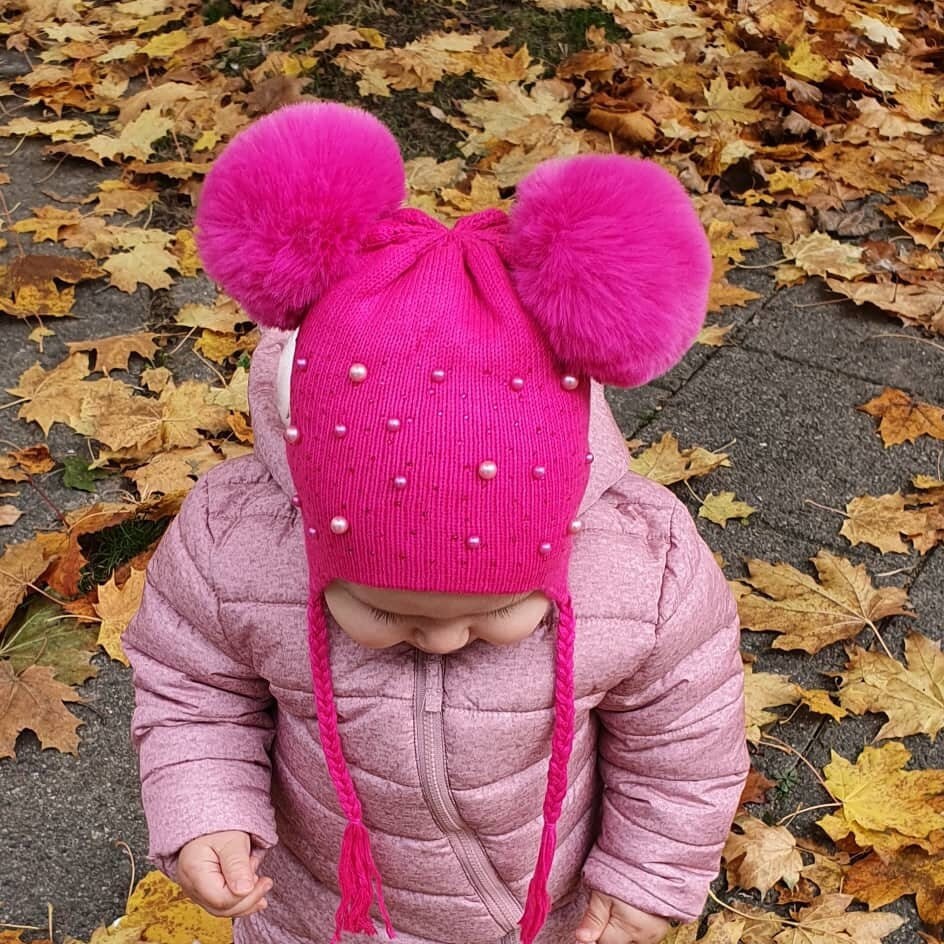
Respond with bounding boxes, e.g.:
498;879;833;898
124;328;748;944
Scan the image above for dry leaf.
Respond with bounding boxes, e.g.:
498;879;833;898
698;491;756;527
840;493;929;554
837;633;944;740
818;742;944;858
736;551;913;653
629;432;730;485
93;567;145;664
859;387;944;447
723;814;804;894
66;332;160;375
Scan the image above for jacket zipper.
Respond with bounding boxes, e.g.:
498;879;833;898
413;650;524;936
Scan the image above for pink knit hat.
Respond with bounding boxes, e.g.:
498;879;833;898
195;102;711;944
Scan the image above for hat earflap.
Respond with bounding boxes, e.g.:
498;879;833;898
507;155;712;389
195;102;406;329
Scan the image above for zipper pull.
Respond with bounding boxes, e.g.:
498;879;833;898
424;654;444;713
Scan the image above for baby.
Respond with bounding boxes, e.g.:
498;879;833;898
124;102;748;944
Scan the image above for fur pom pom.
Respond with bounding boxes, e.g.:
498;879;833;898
195;102;405;329
507;155;711;388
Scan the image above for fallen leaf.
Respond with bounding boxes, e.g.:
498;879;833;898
66;332;160;375
773;892;904;943
840;492;930;554
629;432;731;485
818;742;944;858
859;387;944;447
93;567;145;665
736;551;913;653
0;660;85;758
698;490;756;527
837;633;944;740
0;537;49;632
723;814;803;894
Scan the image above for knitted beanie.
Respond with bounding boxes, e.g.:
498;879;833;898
195;102;711;944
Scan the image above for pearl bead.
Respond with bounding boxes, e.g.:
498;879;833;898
539;542;552;556
291;494;301;507
349;363;367;383
532;465;546;479
477;460;497;480
510;377;524;391
283;425;300;444
568;519;583;534
466;535;481;549
586;452;595;464
393;475;408;489
387;418;401;432
330;516;349;535
307;526;317;536
295;356;308;370
561;375;579;391
334;424;348;438
431;369;445;383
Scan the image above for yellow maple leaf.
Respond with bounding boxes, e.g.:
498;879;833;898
116;870;233;943
7;352;92;435
696;324;734;347
838;633;944;741
139;28;192;59
93;568;145;665
785;36;831;82
11;206;84;242
66;332;160;375
629;432;730;485
697;76;763;125
818;742;944;858
0;537;49;631
103;243;178;292
736;551;913;653
786;232;868;280
698;491;756;527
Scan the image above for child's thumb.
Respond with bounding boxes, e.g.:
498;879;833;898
217;833;255;895
576;891;612;943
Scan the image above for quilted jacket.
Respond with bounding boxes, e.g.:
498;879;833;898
124;328;748;944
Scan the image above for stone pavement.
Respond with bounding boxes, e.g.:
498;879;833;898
1;76;942;944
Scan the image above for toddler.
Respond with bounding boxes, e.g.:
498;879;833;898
124;102;748;944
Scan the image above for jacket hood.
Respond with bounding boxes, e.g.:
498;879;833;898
249;327;630;518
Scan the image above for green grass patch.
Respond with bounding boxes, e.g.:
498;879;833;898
78;517;171;594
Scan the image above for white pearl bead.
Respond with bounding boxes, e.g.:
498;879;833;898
561;375;579;391
283;425;300;444
586;452;594;464
568;519;583;534
387;418;401;432
510;377;524;391
478;460;498;480
291;494;301;507
295;356;308;370
307;526;317;536
431;369;445;382
532;465;546;479
330;516;349;535
466;535;481;549
334;424;348;438
539;542;552;555
393;475;408;489
349;363;367;383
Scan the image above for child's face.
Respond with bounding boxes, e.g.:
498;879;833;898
324;581;551;654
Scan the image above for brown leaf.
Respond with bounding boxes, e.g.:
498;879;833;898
859;387;944;447
772;892;904;943
738;766;776;811
0;660;84;758
846;843;944;926
629;431;730;485
0;537;49;631
93;567;145;665
840;492;930;554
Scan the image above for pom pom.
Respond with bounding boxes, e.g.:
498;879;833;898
507;155;711;388
195;102;405;329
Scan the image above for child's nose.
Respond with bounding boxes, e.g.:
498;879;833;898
413;623;471;654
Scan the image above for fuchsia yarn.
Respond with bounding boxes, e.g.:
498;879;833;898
194;101;711;943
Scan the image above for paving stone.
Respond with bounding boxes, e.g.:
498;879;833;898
0;655;149;941
741;274;944;403
634;343;944;561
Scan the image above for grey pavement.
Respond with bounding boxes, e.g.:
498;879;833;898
2;115;942;944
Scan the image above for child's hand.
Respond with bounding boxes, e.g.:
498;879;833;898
177;830;273;918
576;889;672;944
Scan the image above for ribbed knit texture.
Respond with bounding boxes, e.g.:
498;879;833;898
286;206;592;942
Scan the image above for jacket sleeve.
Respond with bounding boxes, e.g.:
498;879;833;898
581;498;749;923
123;475;278;881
